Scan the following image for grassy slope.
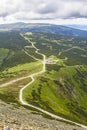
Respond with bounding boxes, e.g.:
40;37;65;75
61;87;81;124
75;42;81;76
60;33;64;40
23;33;87;125
0;48;9;65
0;77;31;105
0;61;42;83
0;32;43;83
0;32;44;105
0;32;87;125
23;65;87;125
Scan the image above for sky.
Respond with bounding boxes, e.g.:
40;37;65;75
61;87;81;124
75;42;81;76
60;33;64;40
0;0;87;25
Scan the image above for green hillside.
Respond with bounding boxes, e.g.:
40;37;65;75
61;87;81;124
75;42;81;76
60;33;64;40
0;31;87;125
0;32;41;83
22;32;87;125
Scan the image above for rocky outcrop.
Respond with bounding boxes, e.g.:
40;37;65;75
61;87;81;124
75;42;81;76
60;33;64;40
0;100;86;130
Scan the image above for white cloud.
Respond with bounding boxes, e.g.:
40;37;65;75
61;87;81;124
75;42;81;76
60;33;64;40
0;0;87;24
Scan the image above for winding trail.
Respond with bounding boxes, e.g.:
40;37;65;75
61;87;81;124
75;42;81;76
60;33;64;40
19;38;87;129
0;36;87;129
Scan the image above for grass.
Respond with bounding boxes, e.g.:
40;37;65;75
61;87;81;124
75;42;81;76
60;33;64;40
0;32;87;126
21;33;87;125
0;61;43;84
0;77;31;104
22;64;87;125
0;48;9;64
3;61;41;73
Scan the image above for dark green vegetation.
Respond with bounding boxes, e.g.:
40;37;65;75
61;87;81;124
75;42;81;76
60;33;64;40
25;33;87;65
0;32;31;49
1;50;36;70
0;32;43;108
23;32;87;125
24;47;43;60
0;32;44;94
0;32;34;70
0;27;87;125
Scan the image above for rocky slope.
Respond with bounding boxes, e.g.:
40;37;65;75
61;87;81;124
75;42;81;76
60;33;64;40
0;100;86;130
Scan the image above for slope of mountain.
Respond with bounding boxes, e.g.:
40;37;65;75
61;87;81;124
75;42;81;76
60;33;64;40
0;24;87;128
22;32;87;125
66;25;87;31
0;100;85;130
0;23;87;38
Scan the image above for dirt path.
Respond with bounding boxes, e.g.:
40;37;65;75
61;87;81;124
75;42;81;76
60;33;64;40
19;38;87;129
0;35;87;129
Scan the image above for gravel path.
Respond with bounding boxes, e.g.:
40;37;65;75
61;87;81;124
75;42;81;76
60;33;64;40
0;100;86;130
19;39;87;129
0;37;87;129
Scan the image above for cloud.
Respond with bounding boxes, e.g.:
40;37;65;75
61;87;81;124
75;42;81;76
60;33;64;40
0;0;87;24
36;2;58;14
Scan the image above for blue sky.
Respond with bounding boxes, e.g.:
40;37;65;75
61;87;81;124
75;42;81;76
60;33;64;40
0;0;87;24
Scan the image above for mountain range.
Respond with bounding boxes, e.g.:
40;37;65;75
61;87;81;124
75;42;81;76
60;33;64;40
0;22;87;38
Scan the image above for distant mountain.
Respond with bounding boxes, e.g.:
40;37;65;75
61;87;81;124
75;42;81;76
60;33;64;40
66;25;87;31
0;23;87;38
